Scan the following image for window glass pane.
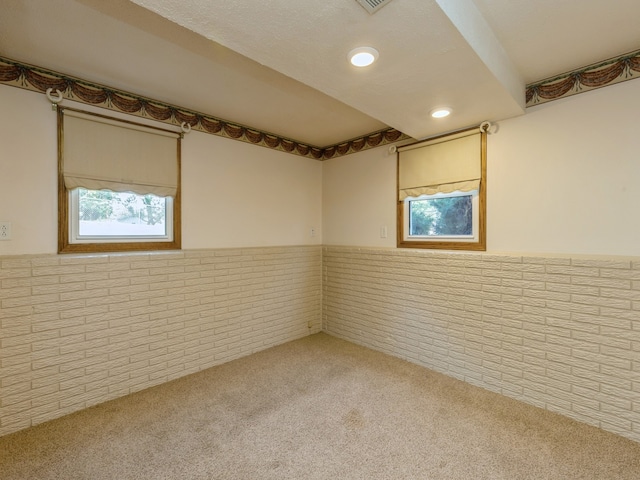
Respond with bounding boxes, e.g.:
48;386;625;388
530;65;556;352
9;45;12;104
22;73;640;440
409;194;473;236
77;188;167;237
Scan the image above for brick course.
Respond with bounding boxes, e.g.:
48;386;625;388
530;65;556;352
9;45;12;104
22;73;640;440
2;245;639;444
323;246;640;444
0;246;321;436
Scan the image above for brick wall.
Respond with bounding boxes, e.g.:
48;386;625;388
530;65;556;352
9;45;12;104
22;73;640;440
323;246;640;443
0;246;321;436
3;244;639;444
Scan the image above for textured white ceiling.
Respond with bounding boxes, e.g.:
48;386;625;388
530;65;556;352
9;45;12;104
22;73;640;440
0;0;386;146
127;0;525;140
1;0;639;146
474;0;640;83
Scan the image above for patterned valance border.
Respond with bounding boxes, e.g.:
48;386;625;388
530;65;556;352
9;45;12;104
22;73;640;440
4;51;639;157
0;56;407;160
526;49;640;106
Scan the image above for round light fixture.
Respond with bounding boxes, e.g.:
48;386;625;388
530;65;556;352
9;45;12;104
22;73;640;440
348;47;379;67
430;107;452;118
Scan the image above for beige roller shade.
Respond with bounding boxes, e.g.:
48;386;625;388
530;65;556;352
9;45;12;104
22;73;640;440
398;130;481;201
62;110;180;197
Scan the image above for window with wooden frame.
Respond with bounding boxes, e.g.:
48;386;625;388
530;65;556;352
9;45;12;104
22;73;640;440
58;108;181;253
397;126;486;251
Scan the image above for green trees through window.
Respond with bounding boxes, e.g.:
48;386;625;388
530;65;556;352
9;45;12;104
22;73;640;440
409;195;472;236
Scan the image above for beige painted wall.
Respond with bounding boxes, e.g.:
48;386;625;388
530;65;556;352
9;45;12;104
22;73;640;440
0;85;322;255
5;76;639;257
0;86;58;254
322;143;397;247
323;78;640;257
182;131;322;249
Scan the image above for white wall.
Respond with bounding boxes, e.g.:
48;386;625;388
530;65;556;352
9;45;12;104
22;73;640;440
0;86;58;254
6;76;638;257
488;80;640;256
183;131;322;249
323;78;640;257
322;144;397;247
0;85;322;255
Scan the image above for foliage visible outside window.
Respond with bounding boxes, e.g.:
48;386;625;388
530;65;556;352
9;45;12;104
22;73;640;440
76;189;168;237
396;127;486;251
408;193;473;237
58;107;181;253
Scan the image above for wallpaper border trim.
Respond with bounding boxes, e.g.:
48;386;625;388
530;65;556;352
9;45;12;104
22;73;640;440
3;51;639;157
0;56;407;160
525;49;640;106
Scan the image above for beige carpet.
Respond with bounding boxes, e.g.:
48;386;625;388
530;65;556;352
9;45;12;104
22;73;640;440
1;333;639;479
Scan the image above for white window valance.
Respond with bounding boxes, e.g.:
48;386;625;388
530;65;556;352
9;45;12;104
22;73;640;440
62;109;180;197
397;129;481;201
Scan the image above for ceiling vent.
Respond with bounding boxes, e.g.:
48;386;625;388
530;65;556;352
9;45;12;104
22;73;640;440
355;0;394;14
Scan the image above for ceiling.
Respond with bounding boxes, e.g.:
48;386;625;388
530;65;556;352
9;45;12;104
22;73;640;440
1;0;639;147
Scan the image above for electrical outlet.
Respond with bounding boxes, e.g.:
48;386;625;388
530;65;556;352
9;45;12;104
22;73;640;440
0;222;11;240
380;226;388;238
310;227;316;237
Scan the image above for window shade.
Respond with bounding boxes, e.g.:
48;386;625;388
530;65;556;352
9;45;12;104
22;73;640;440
62;110;180;197
398;130;481;201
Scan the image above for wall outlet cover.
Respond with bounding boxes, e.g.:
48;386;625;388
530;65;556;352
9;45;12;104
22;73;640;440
0;222;11;240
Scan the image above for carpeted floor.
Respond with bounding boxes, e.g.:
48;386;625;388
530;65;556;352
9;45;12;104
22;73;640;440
1;332;639;479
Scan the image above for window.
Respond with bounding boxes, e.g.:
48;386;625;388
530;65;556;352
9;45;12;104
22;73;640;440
406;190;477;238
397;127;486;250
58;108;181;253
69;189;173;243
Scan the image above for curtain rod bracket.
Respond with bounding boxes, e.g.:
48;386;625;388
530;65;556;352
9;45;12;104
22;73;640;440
46;88;63;110
480;121;496;134
180;122;192;138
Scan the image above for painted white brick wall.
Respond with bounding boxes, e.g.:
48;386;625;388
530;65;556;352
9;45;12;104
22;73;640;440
3;244;639;444
0;246;321;436
323;246;640;444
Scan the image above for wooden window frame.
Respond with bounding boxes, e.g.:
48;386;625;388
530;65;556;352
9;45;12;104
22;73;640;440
57;108;182;254
397;128;486;251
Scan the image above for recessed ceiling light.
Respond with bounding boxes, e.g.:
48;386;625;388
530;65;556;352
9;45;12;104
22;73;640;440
430;107;452;118
348;47;379;67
